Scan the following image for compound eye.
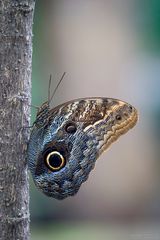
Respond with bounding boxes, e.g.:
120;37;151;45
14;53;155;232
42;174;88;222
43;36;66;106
64;121;77;134
45;151;65;171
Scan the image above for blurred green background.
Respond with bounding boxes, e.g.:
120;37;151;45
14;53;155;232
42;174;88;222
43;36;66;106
31;1;160;239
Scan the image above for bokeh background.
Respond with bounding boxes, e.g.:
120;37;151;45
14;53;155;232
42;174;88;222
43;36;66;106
31;1;160;239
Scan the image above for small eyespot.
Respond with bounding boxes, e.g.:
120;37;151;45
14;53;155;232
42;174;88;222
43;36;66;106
116;115;122;120
129;105;133;111
45;151;65;171
64;121;77;134
124;112;128;117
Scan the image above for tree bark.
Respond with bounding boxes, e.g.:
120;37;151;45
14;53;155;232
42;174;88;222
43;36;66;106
0;1;35;239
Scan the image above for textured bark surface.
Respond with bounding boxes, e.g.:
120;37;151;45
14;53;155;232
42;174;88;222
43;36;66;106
0;1;35;239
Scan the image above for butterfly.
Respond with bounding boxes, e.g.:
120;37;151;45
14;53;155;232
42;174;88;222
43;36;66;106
27;74;138;200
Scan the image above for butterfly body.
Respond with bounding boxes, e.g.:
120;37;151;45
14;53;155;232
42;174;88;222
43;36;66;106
28;97;138;199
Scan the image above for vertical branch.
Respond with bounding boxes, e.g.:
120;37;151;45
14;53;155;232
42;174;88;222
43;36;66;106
0;0;35;239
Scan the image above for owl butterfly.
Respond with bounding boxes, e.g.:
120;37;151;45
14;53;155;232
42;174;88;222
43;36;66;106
28;75;138;200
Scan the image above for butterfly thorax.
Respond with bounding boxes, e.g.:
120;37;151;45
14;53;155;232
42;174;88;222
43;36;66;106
34;101;50;128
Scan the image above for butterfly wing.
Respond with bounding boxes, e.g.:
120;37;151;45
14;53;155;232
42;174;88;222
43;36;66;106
28;98;138;199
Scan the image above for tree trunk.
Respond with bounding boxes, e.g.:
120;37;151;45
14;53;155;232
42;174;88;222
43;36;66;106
0;0;35;239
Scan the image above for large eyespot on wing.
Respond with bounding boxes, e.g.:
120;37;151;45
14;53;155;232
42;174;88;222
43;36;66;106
45;150;66;171
34;141;70;177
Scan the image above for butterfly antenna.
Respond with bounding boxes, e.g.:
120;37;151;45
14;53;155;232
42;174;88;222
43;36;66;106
48;74;52;104
49;72;66;105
